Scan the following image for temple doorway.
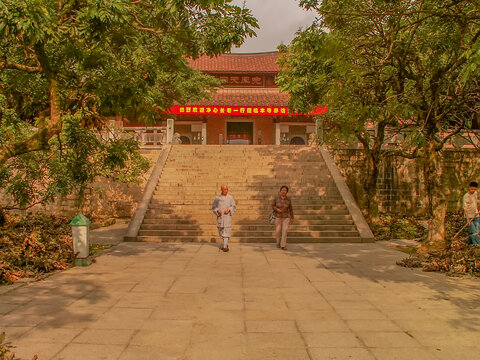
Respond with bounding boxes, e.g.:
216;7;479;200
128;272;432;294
226;122;253;144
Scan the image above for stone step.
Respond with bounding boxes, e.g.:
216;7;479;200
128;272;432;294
150;195;343;201
148;200;345;206
139;224;357;231
133;236;364;243
141;218;355;225
137;229;359;237
147;203;347;210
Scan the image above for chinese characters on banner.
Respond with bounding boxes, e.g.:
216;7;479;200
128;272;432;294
167;106;328;116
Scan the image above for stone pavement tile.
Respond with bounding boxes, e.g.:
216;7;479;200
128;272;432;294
10;341;65;360
13;303;66;316
70;293;121;308
1;326;31;341
296;319;350;332
283;296;331;311
292;310;341;321
435;347;480;360
197;309;244;322
141;319;194;332
114;293;165;308
245;300;288;310
88;308;152;330
355;331;421;348
0;302;19;314
52;343;125;360
346;319;403;332
118;345;183;360
301;270;340;283
168;277;208;294
246;348;310;360
16;326;83;344
246;332;305;348
150;307;197;320
245;310;295;321
409;330;478;348
309;347;375;360
370;347;439;360
183;346;246;360
192;320;245;334
0;313;50;327
394;318;457;332
336;309;388;320
245;320;297;333
190;332;245;348
129;330;190;351
328;300;377;310
204;300;244;311
41;305;109;328
303;332;363;348
129;280;175;294
72;329;135;345
383;308;431;320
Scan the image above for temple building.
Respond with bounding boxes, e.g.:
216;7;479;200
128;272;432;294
120;52;326;146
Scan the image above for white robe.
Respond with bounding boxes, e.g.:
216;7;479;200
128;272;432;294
212;194;236;238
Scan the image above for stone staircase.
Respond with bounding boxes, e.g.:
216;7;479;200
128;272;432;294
133;145;373;243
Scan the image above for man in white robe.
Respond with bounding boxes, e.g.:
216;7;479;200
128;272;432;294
212;185;236;252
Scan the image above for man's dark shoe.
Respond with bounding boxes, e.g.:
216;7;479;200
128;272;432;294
281;247;287;250
223;246;229;252
276;244;281;248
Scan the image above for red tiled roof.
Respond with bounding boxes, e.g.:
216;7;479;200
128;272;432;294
188;52;281;73
188;88;290;107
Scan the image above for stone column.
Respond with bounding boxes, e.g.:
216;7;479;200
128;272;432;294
275;123;281;145
201;122;207;145
315;117;324;145
166;118;174;144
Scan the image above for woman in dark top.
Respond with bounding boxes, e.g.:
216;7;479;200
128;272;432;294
272;185;294;250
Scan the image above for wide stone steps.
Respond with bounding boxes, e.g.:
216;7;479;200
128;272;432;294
130;145;366;243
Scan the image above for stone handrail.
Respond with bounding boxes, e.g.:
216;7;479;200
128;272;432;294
124;145;172;241
320;146;375;242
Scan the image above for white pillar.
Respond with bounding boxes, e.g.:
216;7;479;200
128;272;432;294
166;118;174;144
275;123;281;145
201;122;207;145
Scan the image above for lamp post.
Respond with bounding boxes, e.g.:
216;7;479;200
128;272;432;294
69;214;92;266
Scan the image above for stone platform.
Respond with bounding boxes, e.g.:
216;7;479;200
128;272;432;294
1;241;480;360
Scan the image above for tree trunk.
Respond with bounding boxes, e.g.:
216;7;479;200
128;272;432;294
0;205;5;227
363;150;380;222
423;139;447;250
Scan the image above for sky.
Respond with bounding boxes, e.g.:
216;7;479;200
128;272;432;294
230;0;317;53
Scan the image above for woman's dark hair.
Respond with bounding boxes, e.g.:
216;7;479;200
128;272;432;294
470;181;479;187
280;185;289;193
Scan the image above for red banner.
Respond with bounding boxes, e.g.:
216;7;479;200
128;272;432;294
167;105;327;116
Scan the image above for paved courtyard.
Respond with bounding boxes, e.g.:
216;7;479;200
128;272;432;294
1;241;480;360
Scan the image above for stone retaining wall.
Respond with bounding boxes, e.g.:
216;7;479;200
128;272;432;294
330;148;480;215
1;149;162;221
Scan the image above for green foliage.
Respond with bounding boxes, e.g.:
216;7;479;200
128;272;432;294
0;332;15;360
0;0;258;212
0;109;150;211
0;213;74;285
369;214;427;242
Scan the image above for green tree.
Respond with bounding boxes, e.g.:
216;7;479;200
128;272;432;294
278;0;480;245
0;0;258;222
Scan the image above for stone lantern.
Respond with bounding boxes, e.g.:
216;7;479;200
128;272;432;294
69;214;91;266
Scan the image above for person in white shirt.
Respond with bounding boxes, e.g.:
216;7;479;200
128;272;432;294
212;185;236;252
463;181;479;245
